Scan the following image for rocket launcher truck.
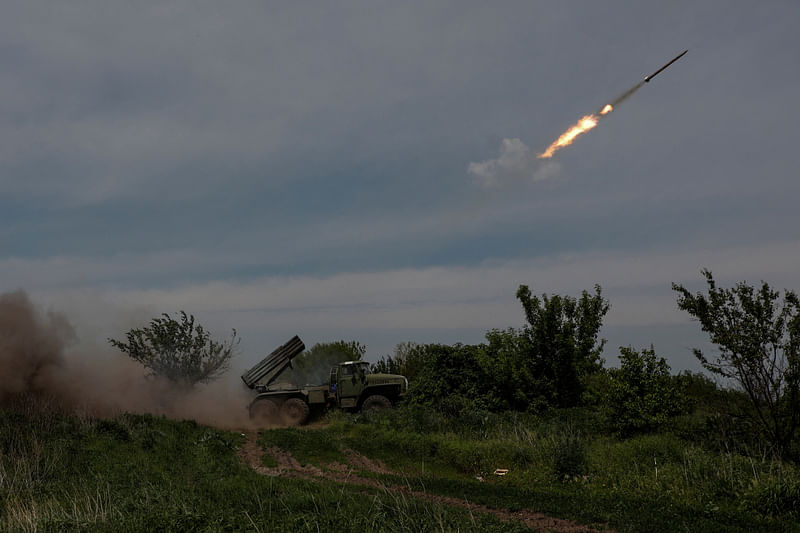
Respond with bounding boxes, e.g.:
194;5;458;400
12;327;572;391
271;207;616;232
241;335;408;425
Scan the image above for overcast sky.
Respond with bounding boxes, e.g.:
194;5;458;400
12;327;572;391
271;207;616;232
3;1;799;372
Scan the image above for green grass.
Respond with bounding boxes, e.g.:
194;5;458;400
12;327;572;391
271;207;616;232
257;407;800;533
4;396;799;532
258;426;347;465
0;398;528;532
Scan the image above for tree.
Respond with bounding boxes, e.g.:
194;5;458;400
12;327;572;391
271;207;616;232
673;270;800;458
285;340;366;385
604;346;688;435
108;311;239;387
404;343;500;414
480;328;535;411
372;342;427;381
516;284;610;408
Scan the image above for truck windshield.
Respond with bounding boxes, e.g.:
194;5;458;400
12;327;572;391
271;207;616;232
341;362;371;376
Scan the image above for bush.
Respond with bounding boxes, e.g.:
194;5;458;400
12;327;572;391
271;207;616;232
371;342;428;382
404;343;503;414
604;346;688;435
548;425;589;480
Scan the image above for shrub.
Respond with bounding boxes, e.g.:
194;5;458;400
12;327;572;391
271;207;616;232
549;425;589;480
604;346;689;435
405;343;502;414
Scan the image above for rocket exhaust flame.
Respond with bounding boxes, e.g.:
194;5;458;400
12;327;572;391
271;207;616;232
537;50;686;159
537;82;642;159
538;115;599;159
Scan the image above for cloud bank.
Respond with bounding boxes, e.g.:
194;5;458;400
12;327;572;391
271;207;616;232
12;237;800;373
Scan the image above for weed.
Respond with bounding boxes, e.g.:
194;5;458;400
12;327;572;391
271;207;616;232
548;424;589;480
741;477;800;519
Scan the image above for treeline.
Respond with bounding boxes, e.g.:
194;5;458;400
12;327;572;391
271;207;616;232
373;272;800;461
105;269;800;462
373;285;687;434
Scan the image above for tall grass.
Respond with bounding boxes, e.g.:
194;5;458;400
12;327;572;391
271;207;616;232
0;396;525;532
258;406;800;532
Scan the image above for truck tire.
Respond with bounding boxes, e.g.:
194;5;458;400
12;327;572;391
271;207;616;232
280;398;310;426
250;399;279;426
361;394;392;413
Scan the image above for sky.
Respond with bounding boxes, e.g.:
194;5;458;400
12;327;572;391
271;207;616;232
2;1;799;373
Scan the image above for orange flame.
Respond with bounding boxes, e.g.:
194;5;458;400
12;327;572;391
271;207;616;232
600;104;613;115
538;114;599;159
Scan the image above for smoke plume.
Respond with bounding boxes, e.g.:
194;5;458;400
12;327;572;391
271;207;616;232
0;289;255;428
0;290;74;398
468;138;561;188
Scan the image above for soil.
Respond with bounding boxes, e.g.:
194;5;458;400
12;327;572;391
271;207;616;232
238;432;615;533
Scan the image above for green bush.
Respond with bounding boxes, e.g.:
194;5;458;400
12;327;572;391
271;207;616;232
404;343;503;414
604;346;689;435
548;425;588;480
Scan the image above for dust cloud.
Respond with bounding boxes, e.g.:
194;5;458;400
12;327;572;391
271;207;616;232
0;289;256;429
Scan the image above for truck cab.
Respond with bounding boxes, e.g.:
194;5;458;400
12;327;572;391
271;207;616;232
331;361;407;411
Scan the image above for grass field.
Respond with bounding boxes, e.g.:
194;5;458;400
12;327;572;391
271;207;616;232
0;398;524;532
1;396;798;532
259;407;800;533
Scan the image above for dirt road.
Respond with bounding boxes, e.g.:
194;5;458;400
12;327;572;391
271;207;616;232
238;432;614;533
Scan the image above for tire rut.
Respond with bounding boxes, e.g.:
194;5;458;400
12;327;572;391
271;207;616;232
238;432;614;533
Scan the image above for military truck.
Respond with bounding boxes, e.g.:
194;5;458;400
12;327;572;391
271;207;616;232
241;335;408;425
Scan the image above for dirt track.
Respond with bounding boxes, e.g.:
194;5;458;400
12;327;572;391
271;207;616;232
238;432;614;533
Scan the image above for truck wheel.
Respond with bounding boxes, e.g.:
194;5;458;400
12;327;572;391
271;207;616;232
361;394;392;413
280;398;310;426
250;399;279;426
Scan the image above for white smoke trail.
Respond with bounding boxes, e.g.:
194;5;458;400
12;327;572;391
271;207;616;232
468;138;561;188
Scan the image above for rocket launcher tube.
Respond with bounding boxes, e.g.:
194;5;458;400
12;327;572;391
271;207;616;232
241;335;305;389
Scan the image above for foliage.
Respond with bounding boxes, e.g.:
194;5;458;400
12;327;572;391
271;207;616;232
741;476;800;519
284;340;366;385
673;270;800;458
515;284;610;408
376;334;541;413
548;424;589;479
404;343;502;414
479;328;538;411
674;371;720;412
108;311;238;387
667;372;769;454
375;286;609;414
372;342;428;381
604;346;689;435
